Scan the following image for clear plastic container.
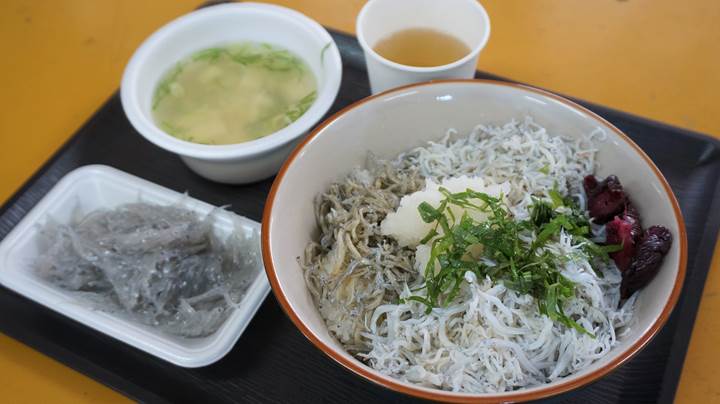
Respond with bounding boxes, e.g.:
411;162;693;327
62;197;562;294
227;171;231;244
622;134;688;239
0;165;270;367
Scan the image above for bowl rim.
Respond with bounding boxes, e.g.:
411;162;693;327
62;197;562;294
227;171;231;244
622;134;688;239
120;2;342;161
261;79;688;402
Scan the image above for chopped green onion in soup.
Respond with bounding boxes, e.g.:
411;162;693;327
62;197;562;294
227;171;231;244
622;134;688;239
152;42;317;145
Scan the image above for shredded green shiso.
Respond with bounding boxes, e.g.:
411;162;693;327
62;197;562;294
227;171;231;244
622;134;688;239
408;187;621;336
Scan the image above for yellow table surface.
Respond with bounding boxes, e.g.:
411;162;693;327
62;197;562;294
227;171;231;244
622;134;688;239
0;0;718;402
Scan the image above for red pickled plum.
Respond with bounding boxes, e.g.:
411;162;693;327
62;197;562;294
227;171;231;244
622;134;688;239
584;175;627;224
621;226;673;298
605;204;643;272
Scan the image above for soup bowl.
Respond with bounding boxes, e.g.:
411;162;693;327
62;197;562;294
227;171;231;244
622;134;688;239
121;3;342;184
262;80;686;402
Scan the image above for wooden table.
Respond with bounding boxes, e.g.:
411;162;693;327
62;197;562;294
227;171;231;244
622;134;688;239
0;1;718;402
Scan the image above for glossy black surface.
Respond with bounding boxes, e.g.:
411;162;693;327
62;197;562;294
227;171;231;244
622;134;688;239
0;30;718;404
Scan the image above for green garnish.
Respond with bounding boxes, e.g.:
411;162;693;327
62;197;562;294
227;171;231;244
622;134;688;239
263;49;303;72
227;44;262;65
160;121;197;143
159;121;183;137
530;199;554;227
409;187;619;336
320;42;331;64
152;62;185;110
189;43;307;71
285;91;317;122
154;44;309;112
548;188;565;208
192;47;226;63
152;42;317;145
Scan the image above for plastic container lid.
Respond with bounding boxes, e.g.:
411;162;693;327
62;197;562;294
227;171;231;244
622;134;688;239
0;165;270;367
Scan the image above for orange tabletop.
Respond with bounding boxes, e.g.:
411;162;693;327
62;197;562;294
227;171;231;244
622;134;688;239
1;1;718;402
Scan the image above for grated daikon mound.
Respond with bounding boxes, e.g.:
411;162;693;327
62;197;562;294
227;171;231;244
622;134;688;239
381;176;510;248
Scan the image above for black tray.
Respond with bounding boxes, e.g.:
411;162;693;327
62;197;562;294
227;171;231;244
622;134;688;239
1;29;719;404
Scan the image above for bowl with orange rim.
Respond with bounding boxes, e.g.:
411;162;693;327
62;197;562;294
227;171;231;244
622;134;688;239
262;79;686;402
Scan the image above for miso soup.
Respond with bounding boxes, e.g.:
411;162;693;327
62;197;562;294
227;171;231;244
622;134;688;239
152;42;317;145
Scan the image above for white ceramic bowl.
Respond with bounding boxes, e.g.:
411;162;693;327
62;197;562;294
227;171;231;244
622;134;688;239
121;3;342;184
263;80;687;402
